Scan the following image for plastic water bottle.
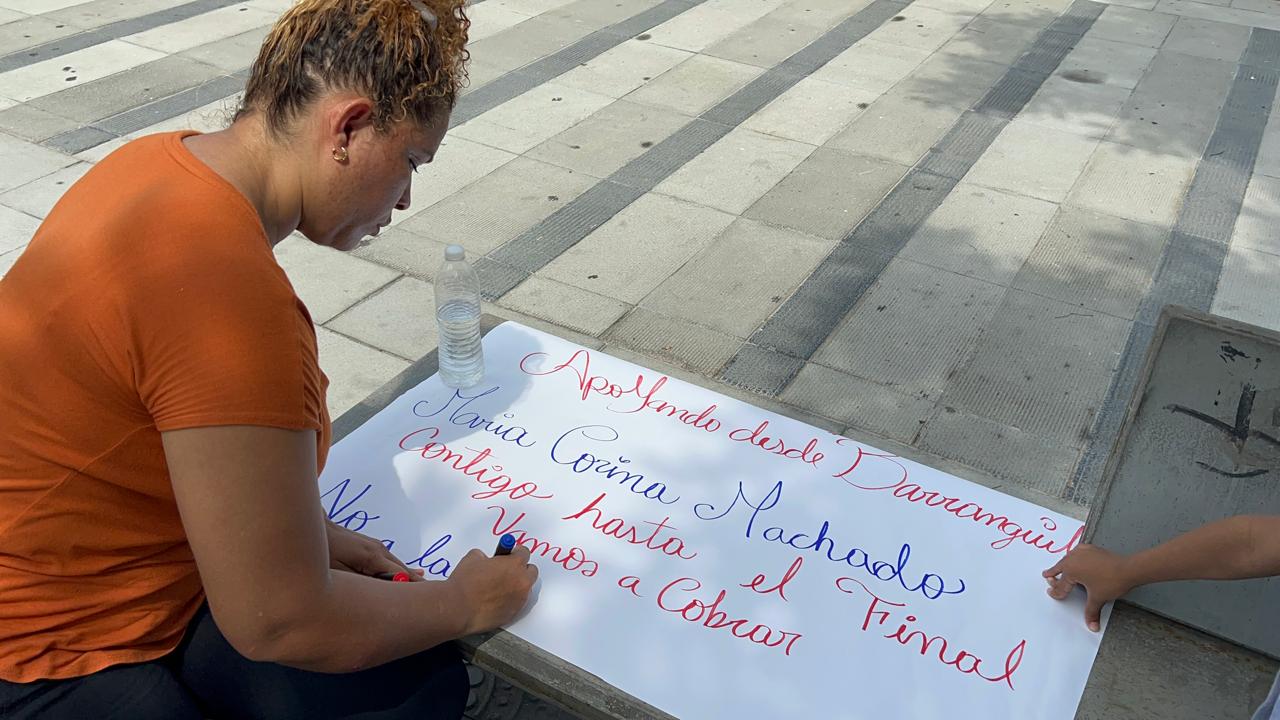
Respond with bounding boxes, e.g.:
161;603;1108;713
434;245;484;388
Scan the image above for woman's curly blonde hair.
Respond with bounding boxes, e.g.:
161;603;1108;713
237;0;469;134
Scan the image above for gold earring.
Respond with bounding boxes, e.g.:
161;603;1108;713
332;146;349;162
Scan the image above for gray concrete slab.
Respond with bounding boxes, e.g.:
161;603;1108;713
273;236;402;325
622;54;763;116
0;203;39;255
781;361;936;443
1087;5;1176;47
939;16;1047;65
654;126;816;215
28;54;222;124
1163;16;1251;62
538;192;736;303
602;307;741;375
395;156;600;260
1057;35;1158;88
899;182;1060;285
0;16;78;58
891;51;1010;108
500;274;630;337
525;100;692;179
1066;141;1199;226
918;403;1083;495
638;216;835;338
743;147;908;240
177;25;269;72
702;4;843;69
826;94;966;165
965;119;1101;202
1013;205;1169;319
315;326;410;420
1232;172;1280;257
811;258;1007;396
942;288;1131;448
0;103;79;142
325;276;438;361
1106;49;1236;159
1017;75;1133;139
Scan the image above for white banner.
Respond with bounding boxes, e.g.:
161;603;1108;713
319;322;1107;719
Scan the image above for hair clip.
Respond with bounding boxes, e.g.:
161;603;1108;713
408;0;438;29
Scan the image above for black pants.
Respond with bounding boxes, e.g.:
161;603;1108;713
0;604;468;720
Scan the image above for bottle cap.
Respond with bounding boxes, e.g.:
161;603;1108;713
445;244;465;261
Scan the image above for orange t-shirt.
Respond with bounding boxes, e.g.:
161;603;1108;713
0;131;331;682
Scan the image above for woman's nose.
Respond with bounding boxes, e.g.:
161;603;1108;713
395;181;412;212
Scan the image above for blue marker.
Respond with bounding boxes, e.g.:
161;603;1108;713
495;533;516;556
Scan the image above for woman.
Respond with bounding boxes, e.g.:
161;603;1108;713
0;0;536;717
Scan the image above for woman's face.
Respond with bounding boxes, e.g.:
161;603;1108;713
303;106;449;252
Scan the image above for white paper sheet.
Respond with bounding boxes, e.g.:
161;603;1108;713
319;322;1108;719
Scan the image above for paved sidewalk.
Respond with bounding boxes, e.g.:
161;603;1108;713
2;0;1279;716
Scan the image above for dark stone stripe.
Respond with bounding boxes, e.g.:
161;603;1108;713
44;72;247;154
0;0;244;73
476;0;914;301
1066;28;1280;505
718;0;1105;396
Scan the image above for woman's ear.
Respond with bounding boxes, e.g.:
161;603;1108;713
327;97;376;155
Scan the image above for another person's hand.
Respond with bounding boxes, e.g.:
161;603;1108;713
447;546;538;635
1042;544;1133;632
325;519;424;581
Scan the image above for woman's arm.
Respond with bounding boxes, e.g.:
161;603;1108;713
163;424;536;672
1043;515;1280;632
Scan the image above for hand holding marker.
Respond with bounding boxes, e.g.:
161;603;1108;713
375;534;517;582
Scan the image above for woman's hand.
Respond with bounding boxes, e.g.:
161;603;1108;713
447;546;538;635
1042;543;1134;632
325;518;424;581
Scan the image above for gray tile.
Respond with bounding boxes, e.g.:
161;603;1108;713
0;243;24;279
28;54;223;124
0;132;75;193
623;54;762;116
702;10;831;69
0;16;78;58
1013;205;1168;319
809;38;933;94
826;94;964;166
500;274;631;337
352;226;450;281
0;203;40;253
44;0;196;28
882;47;1010;110
743;148;908;240
938;17;1046;65
965;119;1101;202
1232;173;1280;257
178;25;269;72
941;287;1131;446
1163;16;1250;63
1088;5;1176;48
604;307;741;375
326;276;437;361
740;75;878;145
1066;141;1198;226
525;100;692;179
0;161;89;218
539;192;736;303
554;38;692;98
274;235;402;324
1056;35;1157;89
900;183;1060;285
0;103;78;142
917;405;1081;496
1018;75;1133;138
1211;243;1280;331
396;157;599;259
812;258;1007;397
1107;50;1235;159
781;361;936;444
315;326;410;420
640;217;836;338
654;126;816;214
